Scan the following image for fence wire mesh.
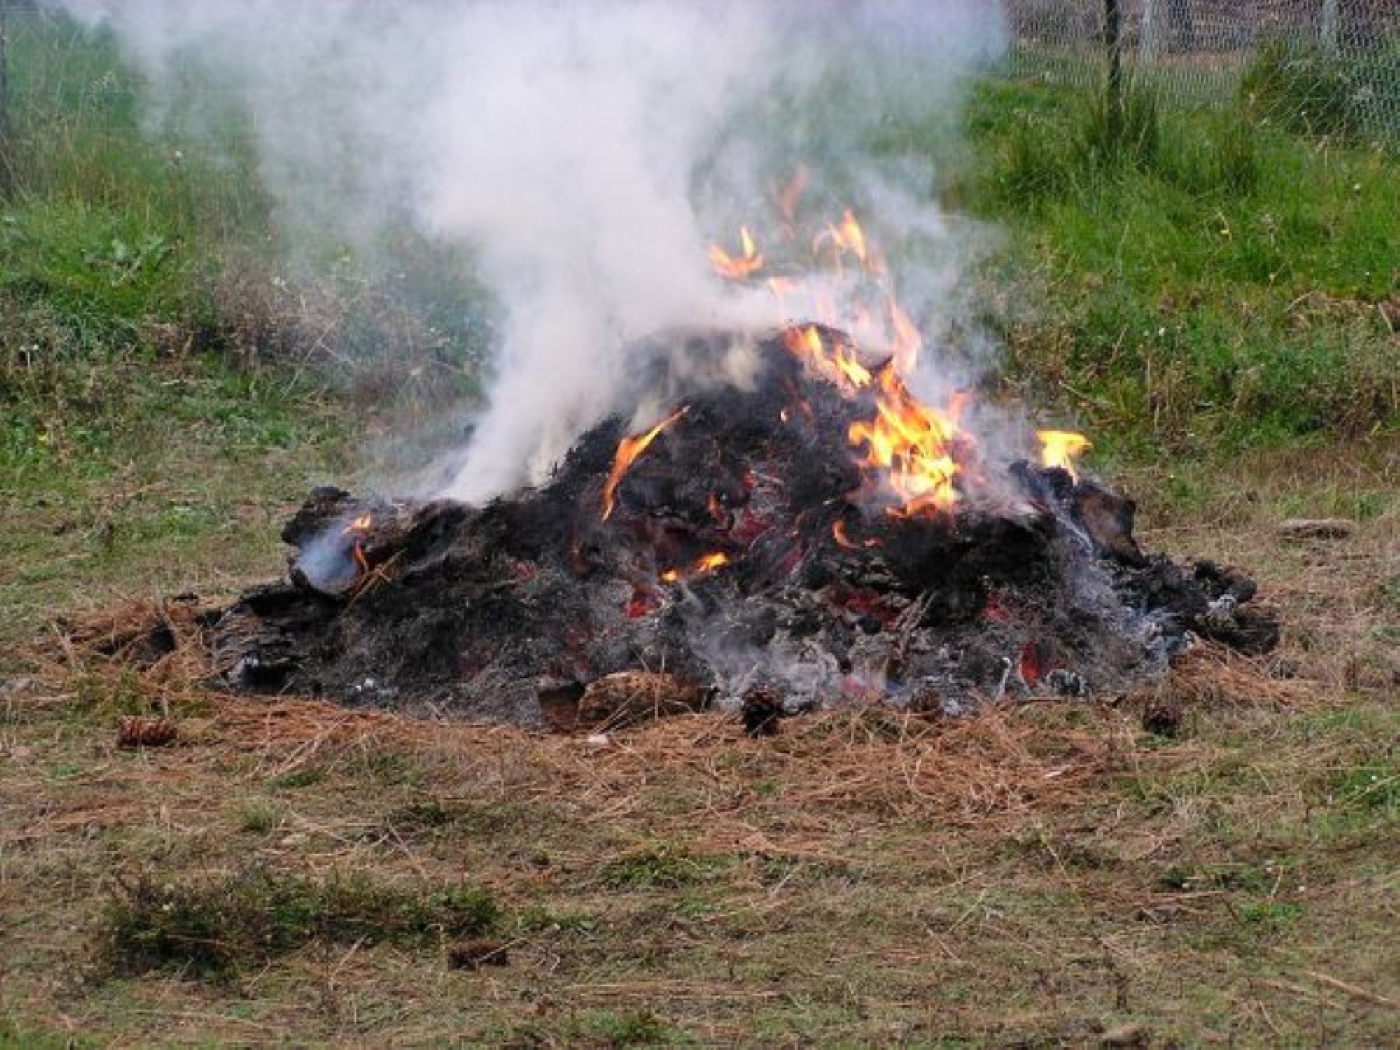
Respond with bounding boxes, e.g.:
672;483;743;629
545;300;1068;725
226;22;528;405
1007;1;1400;137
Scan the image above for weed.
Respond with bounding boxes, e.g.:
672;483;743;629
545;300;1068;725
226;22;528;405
570;1009;682;1048
1237;899;1304;931
268;766;327;790
595;845;723;891
99;867;500;978
235;799;281;835
1080;76;1161;171
1329;766;1400;815
958;76;1399;445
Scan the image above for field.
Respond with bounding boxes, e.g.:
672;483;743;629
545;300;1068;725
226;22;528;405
2;14;1398;1047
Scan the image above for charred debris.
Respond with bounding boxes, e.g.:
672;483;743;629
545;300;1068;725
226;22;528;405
188;326;1277;733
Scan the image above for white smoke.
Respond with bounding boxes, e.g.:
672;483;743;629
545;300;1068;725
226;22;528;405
45;0;1007;501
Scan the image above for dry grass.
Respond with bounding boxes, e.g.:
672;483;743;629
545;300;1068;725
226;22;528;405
2;443;1398;1045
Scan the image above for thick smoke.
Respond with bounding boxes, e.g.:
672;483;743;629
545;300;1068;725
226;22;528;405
48;0;1007;501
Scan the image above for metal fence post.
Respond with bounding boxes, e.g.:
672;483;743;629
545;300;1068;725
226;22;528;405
1320;0;1341;51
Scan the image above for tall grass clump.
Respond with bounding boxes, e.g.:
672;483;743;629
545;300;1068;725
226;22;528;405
1240;36;1399;141
956;75;1399;454
0;9;490;412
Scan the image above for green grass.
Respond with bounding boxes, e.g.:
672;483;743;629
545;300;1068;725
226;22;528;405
0;9;490;404
947;77;1399;456
100;867;500;978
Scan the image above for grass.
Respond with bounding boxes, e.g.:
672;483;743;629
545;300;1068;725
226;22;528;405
0;15;1398;1046
950;76;1399;457
101;867;500;978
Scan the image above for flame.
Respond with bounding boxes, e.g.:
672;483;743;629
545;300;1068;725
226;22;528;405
705;199;1089;521
820;208;867;265
695;551;729;572
848;369;968;516
1037;430;1091;480
887;298;923;375
777;166;809;227
832;521;878;549
835;210;867;263
602;407;688;520
340;514;373;574
783;325;872;394
659;551;729;585
709;226;763;281
707;493;726;524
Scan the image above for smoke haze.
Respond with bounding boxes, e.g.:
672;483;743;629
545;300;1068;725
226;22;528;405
48;0;1007;501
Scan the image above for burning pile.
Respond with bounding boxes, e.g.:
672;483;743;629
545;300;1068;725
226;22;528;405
204;208;1276;730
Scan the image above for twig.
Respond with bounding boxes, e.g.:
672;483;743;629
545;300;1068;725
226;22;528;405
1304;970;1397;1009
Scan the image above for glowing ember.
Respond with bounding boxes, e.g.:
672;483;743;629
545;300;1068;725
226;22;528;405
602;407;688;521
695;551;730;572
831;521;876;549
709;226;763;281
1037;430;1091;480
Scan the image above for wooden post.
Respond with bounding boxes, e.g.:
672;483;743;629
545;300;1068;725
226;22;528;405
1104;0;1123;145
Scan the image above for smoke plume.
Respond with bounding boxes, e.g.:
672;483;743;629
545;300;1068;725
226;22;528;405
47;0;1007;501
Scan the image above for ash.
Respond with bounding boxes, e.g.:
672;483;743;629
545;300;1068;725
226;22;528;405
210;328;1277;729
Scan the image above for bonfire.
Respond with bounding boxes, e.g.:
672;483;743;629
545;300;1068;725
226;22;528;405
173;205;1278;733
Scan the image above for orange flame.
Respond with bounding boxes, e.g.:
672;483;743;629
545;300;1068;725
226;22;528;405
659;551;730;585
709;226;763;281
848;369;968;516
707;197;1088;520
821;208;868;265
602;407;688;520
340;514;373;574
887;298;923;375
777;166;809;227
783;325;872;395
1037;430;1091;480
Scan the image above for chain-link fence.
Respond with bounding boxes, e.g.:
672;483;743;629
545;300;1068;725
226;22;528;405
1006;1;1400;137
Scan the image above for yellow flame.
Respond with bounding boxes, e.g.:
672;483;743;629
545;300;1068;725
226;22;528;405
601;407;688;520
848;370;969;516
1037;430;1091;480
341;514;373;536
659;551;730;585
824;208;868;265
695;551;730;572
